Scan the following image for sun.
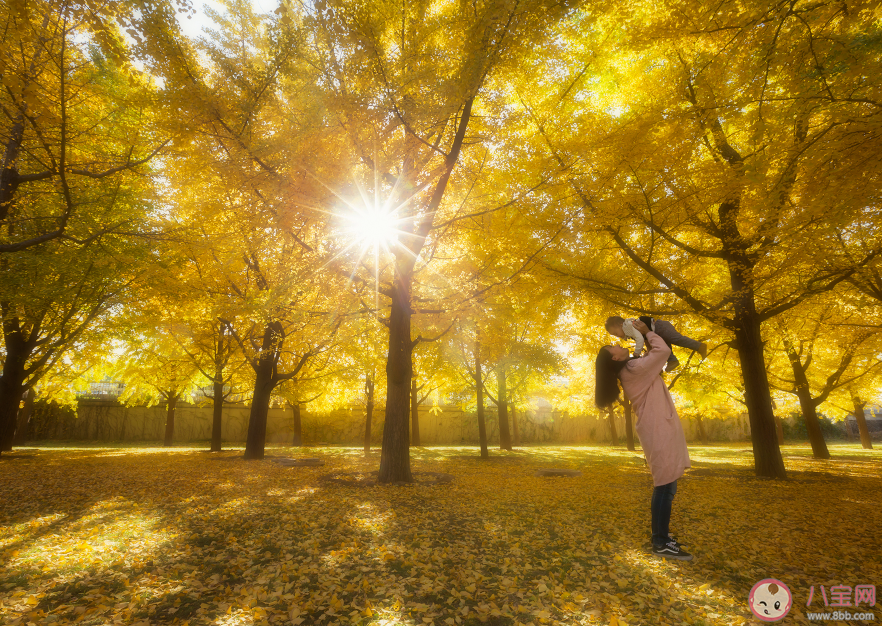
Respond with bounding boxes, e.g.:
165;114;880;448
346;203;400;249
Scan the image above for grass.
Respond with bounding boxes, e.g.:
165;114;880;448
0;443;880;625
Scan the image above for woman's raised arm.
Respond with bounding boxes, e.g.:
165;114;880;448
628;331;670;376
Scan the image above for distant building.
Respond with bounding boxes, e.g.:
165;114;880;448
76;380;125;399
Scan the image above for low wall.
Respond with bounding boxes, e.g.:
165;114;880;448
22;400;758;445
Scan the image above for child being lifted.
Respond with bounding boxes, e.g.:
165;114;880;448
605;316;708;372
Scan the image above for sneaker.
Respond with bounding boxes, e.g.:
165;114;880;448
652;540;694;561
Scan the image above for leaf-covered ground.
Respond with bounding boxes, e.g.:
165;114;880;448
1;443;880;626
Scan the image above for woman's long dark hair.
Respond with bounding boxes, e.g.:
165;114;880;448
595;347;633;408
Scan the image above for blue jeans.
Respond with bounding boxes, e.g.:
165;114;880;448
651;480;677;547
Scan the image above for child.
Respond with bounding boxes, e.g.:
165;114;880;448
605;315;707;371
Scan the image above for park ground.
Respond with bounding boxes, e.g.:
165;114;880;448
0;443;880;626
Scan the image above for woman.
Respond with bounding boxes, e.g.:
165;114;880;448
595;319;693;560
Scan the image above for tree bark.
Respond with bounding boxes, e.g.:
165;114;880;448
13;388;34;445
732;312;788;477
410;376;421;447
511;404;520;446
0;321;29;452
292;402;303;447
785;347;831;459
244;323;280;460
714;172;788;478
796;387;830;459
379;284;413;482
211;380;223;452
210;326;226;452
622;395;635;451
245;380;273;459
0;380;24;452
475;340;489;458
0;121;26;223
364;374;374;454
851;394;873;450
606;405;619;446
774;415;784;445
163;393;178;447
497;366;512;451
695;413;708;445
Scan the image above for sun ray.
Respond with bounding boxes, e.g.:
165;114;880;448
301;156;461;319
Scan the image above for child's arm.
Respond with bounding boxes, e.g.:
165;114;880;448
623;319;645;356
652;320;704;352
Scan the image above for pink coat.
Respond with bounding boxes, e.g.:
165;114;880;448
619;332;691;486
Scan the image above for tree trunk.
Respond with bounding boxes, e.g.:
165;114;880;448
0;119;26;223
211;380;223;451
0;14;51;222
245;380;273;459
732;312;788;477
851;394;873;450
475;340;489;458
379;284;413;482
622;395;635;451
13;388;34;445
774;415;784;445
497;366;512;451
163;393;178;447
377;98;473;479
0;384;22;452
364;374;374;454
797;388;830;459
410;376;421;447
292;403;303;447
718;185;787;479
695;413;708;445
511;404;520;447
377;98;473;480
785;347;831;460
606;405;619;446
0;335;28;453
210;326;226;452
244;323;280;460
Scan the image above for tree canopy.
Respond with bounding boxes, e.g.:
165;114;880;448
2;0;881;477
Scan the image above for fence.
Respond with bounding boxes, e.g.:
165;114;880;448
20;399;759;446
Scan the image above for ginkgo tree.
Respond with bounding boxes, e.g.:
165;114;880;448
143;0;365;459
116;326;200;447
527;0;882;478
301;0;577;482
0;0;179;452
765;290;882;459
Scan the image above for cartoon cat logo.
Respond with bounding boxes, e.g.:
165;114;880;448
749;579;793;622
